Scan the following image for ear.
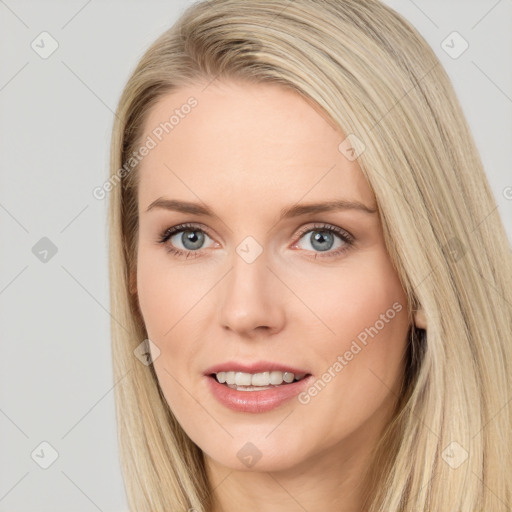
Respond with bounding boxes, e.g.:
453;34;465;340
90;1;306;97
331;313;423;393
413;308;427;330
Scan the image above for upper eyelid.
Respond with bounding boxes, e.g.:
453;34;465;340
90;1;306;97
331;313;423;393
295;223;352;239
163;222;212;236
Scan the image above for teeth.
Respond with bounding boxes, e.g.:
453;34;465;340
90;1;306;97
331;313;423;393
252;371;270;386
235;372;252;386
214;370;306;387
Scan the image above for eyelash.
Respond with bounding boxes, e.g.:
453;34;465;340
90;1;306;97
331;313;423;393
157;222;355;260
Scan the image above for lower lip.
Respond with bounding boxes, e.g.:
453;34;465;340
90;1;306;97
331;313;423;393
205;374;313;413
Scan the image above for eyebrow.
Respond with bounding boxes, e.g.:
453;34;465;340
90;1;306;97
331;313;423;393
145;197;378;219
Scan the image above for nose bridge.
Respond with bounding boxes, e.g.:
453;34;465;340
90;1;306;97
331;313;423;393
218;238;284;334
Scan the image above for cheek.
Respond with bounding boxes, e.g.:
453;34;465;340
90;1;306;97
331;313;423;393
135;250;218;392
296;252;408;344
298;253;410;429
136;254;205;420
136;250;206;341
136;264;171;341
294;250;409;384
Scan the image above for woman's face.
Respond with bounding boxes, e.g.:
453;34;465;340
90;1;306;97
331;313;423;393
135;79;411;474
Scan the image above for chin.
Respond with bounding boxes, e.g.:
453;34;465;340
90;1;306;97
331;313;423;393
202;434;308;473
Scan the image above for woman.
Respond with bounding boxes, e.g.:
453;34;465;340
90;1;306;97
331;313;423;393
108;0;512;510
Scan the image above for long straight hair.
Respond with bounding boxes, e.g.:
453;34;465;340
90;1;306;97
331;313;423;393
108;1;512;510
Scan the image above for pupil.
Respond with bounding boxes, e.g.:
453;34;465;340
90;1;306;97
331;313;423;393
182;230;204;250
311;231;333;251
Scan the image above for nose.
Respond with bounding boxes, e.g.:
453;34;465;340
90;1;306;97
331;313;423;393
218;248;286;337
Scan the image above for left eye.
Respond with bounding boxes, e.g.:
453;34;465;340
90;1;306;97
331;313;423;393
294;227;350;253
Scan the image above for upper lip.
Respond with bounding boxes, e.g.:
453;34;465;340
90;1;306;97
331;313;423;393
204;360;311;376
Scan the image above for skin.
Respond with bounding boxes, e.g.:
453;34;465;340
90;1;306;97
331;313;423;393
134;79;425;512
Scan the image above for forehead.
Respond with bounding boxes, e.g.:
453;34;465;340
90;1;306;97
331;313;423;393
137;80;375;211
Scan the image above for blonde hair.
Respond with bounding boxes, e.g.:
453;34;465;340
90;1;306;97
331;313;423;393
108;1;512;510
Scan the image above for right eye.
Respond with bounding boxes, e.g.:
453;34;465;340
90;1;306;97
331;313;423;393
158;223;217;257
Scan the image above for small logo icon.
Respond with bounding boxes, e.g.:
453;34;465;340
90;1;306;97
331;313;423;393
236;236;263;264
31;31;59;59
134;338;161;366
338;133;366;161
31;441;59;469
237;442;263;468
441;441;468;469
443;237;466;262
441;31;469;59
32;237;58;263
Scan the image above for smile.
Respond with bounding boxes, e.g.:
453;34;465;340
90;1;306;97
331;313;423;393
205;373;313;413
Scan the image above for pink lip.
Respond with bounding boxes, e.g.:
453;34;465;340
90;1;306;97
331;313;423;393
204;373;314;414
203;360;309;375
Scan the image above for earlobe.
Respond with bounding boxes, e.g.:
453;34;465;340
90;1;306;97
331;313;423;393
414;309;427;330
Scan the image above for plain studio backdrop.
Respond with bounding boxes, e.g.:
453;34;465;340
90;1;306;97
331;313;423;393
0;1;511;510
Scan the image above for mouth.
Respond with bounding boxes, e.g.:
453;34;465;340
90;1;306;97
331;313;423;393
205;370;314;413
208;370;310;391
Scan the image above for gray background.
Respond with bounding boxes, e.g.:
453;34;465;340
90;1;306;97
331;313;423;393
0;1;510;510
